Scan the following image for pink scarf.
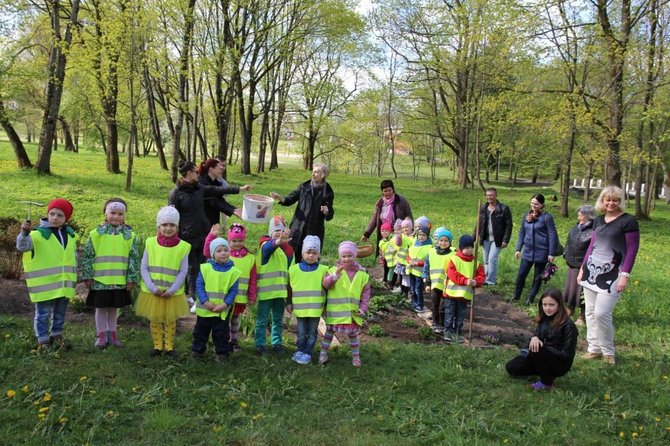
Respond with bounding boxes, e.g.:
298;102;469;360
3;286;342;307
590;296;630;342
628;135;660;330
380;194;396;227
157;233;181;247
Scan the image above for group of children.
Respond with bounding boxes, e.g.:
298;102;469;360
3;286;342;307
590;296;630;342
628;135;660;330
16;199;369;367
377;216;485;343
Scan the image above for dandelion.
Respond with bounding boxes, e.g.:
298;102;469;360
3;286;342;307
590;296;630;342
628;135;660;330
240;402;248;409
21;385;29;393
89;390;97;395
38;413;46;420
212;425;221;433
655;417;661;422
80;376;88;382
503;440;510;444
6;390;16;398
106;410;114;417
619;432;625;438
633;280;640;286
604;393;610;401
4;334;9;339
377;415;384;421
252;413;263;421
43;392;52;402
59;417;68;424
632;432;638;438
39;407;49;413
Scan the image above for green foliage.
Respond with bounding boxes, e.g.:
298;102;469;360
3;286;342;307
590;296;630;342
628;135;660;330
401;319;418;328
417;325;434;340
366;324;386;337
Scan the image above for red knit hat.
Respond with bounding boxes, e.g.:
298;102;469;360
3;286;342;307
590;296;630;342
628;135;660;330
47;198;73;220
380;222;393;232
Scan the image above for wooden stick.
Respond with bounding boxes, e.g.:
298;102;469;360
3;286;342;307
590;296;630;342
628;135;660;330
468;199;482;345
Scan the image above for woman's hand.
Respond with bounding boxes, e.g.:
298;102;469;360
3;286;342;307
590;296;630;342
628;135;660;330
548;255;555;263
529;336;543;353
240;185;253;192
360;235;368;242
515;251;521;260
616;275;629;293
270;192;283;202
233;209;242;218
320;205;328;215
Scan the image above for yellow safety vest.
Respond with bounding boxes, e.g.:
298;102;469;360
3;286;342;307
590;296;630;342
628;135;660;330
428;249;454;291
196;262;241;318
395;235;413;266
89;231;135;286
325;268;368;325
140;237;191;295
230;253;255;305
406;243;432;277
288;264;328;318
444;255;475;301
256;241;290;301
23;230;78;303
379;238;397;267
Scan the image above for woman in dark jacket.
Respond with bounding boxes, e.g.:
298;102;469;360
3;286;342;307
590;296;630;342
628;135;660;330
198;158;251;227
506;289;577;391
270;163;334;262
513;193;559;305
361;179;413;257
562;205;595;325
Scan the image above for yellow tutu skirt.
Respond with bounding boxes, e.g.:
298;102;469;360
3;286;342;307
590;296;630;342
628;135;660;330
135;291;189;323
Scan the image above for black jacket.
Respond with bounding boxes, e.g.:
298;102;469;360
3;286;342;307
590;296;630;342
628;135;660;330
168;181;237;248
475;201;513;247
199;175;240;226
563;221;593;268
279;180;334;252
535;318;578;366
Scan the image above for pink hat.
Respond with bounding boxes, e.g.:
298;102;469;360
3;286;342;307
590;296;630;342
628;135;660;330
338;241;357;257
380;222;392;232
228;223;247;241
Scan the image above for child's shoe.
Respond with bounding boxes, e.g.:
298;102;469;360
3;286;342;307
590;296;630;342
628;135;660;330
291;351;302;362
391;286;402;294
37;340;51;351
165;350;178;358
296;353;312;365
583;352;602;360
230;340;242;353
94;332;108;349
319;352;328;364
604;355;616;365
529;381;553;391
443;331;455;343
49;335;71;350
107;331;123;347
352;358;362;368
272;344;285;355
149;349;162;357
256;346;269;356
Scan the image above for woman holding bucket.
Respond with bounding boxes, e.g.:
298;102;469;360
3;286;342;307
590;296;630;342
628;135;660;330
198;158;252;227
270;163;335;262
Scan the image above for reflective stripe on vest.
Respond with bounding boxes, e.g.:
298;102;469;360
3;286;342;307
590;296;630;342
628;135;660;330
379;239;397;266
23;230;78;302
395;235;413;266
325;268;368;325
428;249;453;291
196;262;241;318
140;237;191;295
407;244;431;277
230;253;255;305
89;231;135;286
444;255;474;301
288;264;328;317
256;242;289;300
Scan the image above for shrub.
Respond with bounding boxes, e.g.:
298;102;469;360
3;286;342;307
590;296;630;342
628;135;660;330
401;319;418;328
367;324;386;337
418;325;434;340
0;217;23;279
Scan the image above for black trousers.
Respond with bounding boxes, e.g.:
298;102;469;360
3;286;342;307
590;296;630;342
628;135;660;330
192;315;231;356
431;288;444;327
506;347;572;385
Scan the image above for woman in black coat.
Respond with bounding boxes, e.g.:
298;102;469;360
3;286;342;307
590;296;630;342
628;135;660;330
270;163;334;262
198;158;252;227
562;205;595;325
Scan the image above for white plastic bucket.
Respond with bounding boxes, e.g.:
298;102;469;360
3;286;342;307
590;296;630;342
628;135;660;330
241;194;274;224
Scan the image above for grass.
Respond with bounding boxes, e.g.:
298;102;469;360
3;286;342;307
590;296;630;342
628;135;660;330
1;142;670;444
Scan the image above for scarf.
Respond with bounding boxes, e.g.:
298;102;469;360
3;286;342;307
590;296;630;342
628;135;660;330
380;194;396;227
526;209;543;223
157;233;181;247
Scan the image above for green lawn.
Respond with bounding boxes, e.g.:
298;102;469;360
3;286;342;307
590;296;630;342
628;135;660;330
1;143;669;445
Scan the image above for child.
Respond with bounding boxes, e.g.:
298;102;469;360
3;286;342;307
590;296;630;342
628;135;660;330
287;236;329;365
442;235;485;344
393;217;414;295
16;198;77;349
135;206;190;357
192;237;240;361
255;215;293;355
423;227;454;332
224;223;257;352
320;241;370;367
506;289;578;391
407;219;433;312
82;198;140;349
378;222;397;288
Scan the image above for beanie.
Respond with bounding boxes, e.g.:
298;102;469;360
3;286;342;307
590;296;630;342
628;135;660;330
433;227;453;243
268;215;287;235
302;235;321;254
156;206;180;227
47;198;73;221
414;216;431;232
393;218;403;230
401;217;413;230
228;223;247;241
338;241;357;257
458;235;475;250
209;238;230;258
380;222;392;232
416;223;430;236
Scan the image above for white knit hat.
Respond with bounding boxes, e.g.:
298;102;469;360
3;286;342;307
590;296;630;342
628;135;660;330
268;215;287;235
302;235;321;254
156;206;180;227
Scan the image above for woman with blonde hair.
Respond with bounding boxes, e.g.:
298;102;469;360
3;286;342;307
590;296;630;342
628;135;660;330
578;186;640;365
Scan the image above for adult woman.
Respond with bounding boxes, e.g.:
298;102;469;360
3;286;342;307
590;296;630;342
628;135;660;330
270;163;334;262
361;179;413;256
563;205;595;325
198;158;252;227
578;186;639;365
513;193;559;305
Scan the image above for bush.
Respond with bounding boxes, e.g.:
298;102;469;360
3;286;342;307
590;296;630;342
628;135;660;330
367;324;386;337
0;217;23;279
418;325;434;340
401;319;418;328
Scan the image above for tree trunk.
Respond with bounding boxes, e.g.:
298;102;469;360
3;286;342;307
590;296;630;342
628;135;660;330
58;116;76;152
0;100;32;168
143;64;167;170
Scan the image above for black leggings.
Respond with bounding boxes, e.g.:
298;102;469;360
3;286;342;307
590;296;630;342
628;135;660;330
506;347;572;385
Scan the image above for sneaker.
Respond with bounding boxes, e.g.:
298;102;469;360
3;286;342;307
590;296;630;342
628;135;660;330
37;341;51;351
318;352;328;364
529;381;553;391
291;351;302;362
456;334;465;344
256;346;269;356
107;331;123;348
272;345;285;355
604;355;616;365
149;349;162;357
352;358;362;368
433;326;444;334
584;352;603;360
391;287;402;294
49;335;71;350
164;350;177;358
296;353;311;365
230;341;242;353
443;332;455;343
94;332;108;349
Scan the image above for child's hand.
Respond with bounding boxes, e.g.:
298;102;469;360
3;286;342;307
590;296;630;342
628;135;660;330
424;285;431;293
335;265;345;276
285;303;293;314
126;282;136;291
358;309;365;316
209;223;221;236
21;221;31;234
214;304;228;313
278;228;292;245
85;279;93;289
467;279;477;287
153;289;164;297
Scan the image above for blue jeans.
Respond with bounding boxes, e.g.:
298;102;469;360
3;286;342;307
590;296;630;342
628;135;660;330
409;275;424;309
514;259;547;303
482;240;503;284
34;297;69;343
255;298;286;348
443;298;468;335
295;316;320;355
